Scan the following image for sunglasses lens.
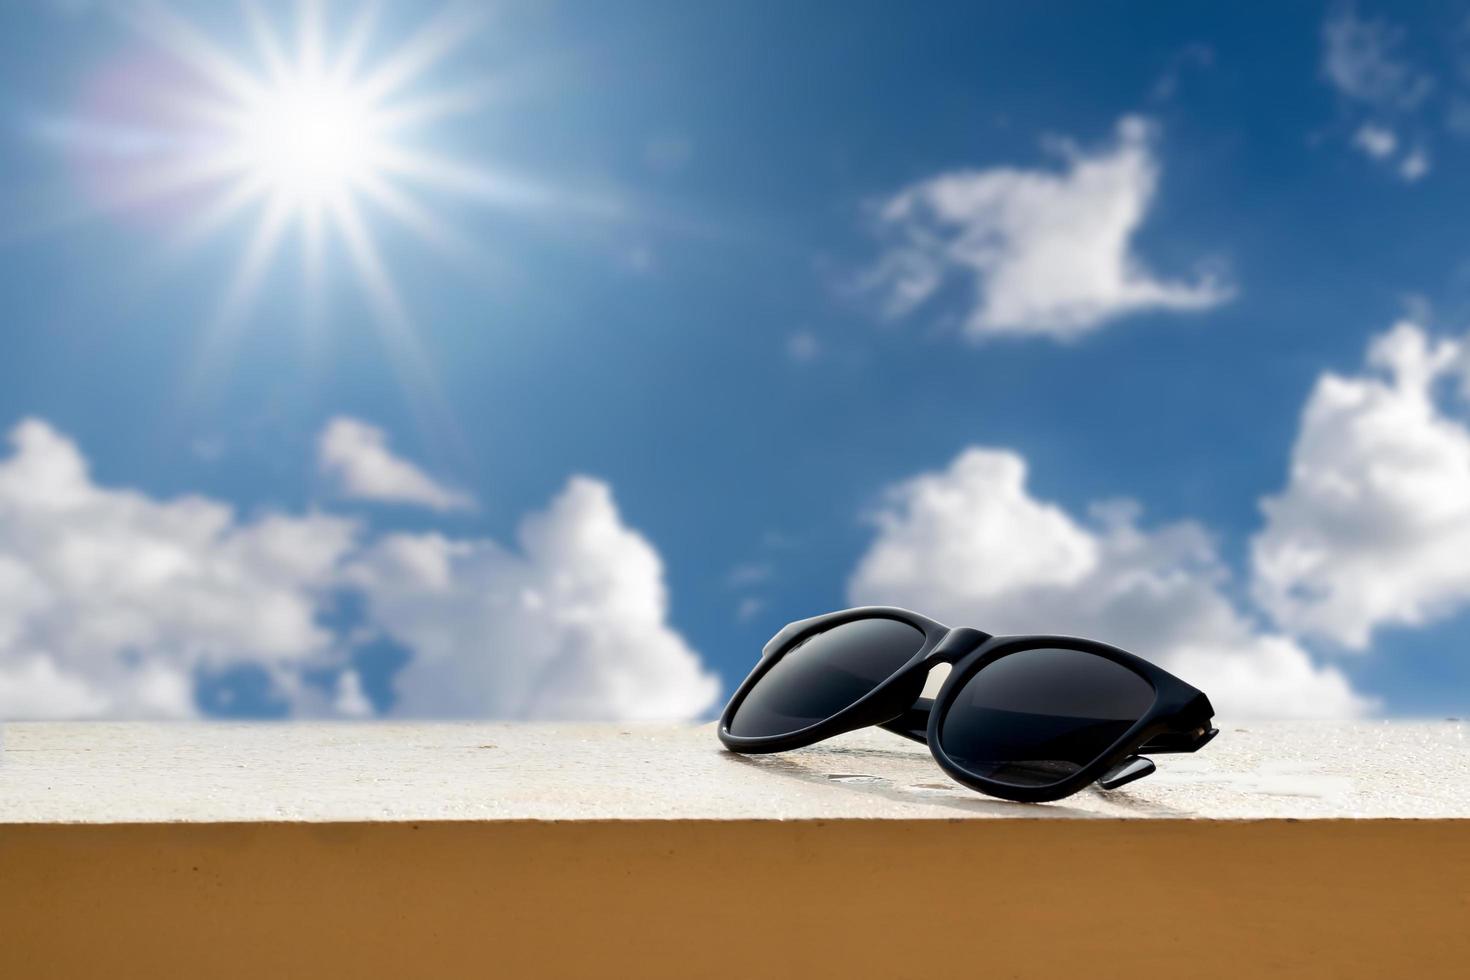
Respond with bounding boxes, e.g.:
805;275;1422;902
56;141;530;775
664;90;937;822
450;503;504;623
727;617;926;738
938;648;1154;788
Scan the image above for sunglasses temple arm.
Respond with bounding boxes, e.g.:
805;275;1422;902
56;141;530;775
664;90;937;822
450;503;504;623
876;697;934;746
1096;724;1217;789
1097;755;1156;789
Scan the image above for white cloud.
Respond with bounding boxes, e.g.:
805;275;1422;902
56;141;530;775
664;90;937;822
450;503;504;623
0;419;718;722
0;655;110;719
725;558;776;628
318;416;473;512
1348;125;1430;181
1149;43;1214;103
1399;147;1431;181
332;669;373;718
735;597;766;623
849;447;1370;718
726;562;773;587
1352;123;1398;160
1322;8;1432;110
1347;128;1433;182
1446;97;1470;137
786;330;822;363
1253;322;1470;650
1322;10;1437;182
0;419;357;719
866;116;1232;340
349;476;720;720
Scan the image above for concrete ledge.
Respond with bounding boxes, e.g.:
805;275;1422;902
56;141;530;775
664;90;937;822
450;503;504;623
2;722;1468;979
3;720;1467;821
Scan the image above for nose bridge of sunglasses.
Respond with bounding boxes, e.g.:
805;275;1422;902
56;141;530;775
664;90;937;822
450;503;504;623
926;626;990;664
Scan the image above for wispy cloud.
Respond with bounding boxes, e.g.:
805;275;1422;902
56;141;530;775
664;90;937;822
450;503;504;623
1399;146;1431;181
1352;123;1398;159
735;597;766;623
1322;7;1433;110
1321;7;1436;181
1148;42;1214;103
786;330;822;363
318;416;474;512
726;562;773;588
863;116;1232;341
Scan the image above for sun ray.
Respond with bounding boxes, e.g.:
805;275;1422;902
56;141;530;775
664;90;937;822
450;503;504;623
212;190;293;333
124;2;267;106
371;76;504;133
329;1;382;86
301;196;327;327
243;1;294;88
2;122;250;253
297;0;326;83
168;174;273;255
24;122;246;233
355;5;485;104
330;192;463;453
183;190;295;404
154;88;256;131
372;145;558;210
332;193;409;331
354;171;486;271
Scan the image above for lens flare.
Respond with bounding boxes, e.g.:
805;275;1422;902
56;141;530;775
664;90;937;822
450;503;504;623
32;2;599;433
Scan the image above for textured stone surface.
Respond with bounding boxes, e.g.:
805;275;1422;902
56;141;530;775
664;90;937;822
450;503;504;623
1;720;1466;823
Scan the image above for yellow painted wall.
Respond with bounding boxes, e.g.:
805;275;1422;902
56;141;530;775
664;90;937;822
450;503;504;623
2;819;1467;978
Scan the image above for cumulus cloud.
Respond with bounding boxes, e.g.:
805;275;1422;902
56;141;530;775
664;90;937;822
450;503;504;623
865;116;1231;340
318;416;474;512
0;419;356;719
1253;322;1470;649
0;418;717;721
349;477;720;719
849;447;1370;718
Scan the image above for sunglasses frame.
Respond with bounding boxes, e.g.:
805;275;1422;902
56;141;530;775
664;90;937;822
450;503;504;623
718;606;1217;803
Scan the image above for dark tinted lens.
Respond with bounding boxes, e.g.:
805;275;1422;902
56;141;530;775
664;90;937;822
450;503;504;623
938;648;1154;788
728;618;925;737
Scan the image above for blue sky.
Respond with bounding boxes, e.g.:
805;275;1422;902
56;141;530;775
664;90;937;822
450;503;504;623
2;0;1469;720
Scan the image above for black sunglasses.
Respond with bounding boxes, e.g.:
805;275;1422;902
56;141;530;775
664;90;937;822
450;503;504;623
719;606;1218;803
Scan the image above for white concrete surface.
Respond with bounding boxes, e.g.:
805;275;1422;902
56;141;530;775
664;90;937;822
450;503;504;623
0;720;1466;823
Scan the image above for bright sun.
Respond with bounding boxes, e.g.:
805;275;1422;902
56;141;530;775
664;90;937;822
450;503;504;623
50;0;561;423
66;1;559;354
42;2;603;428
238;78;380;201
